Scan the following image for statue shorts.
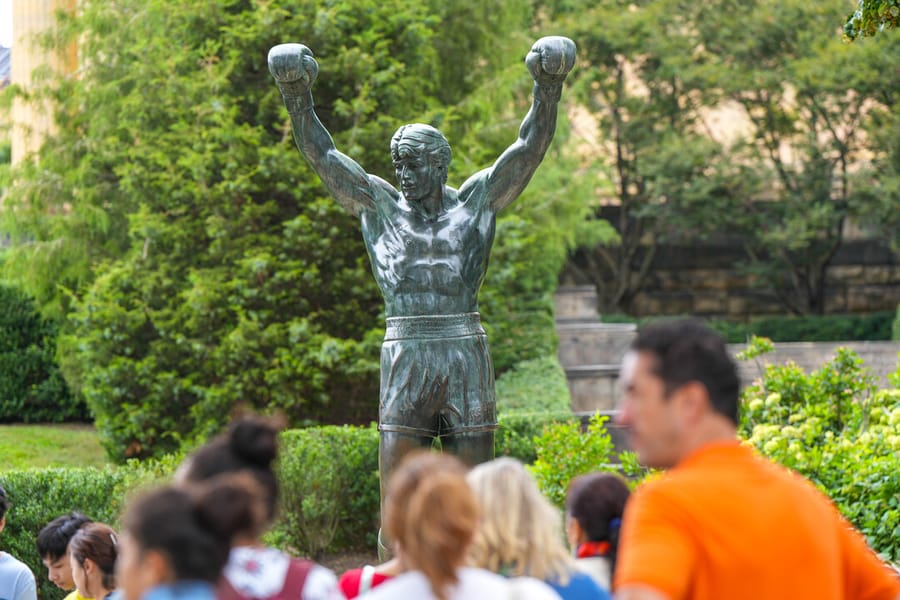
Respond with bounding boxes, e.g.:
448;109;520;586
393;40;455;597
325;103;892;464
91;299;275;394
378;313;498;437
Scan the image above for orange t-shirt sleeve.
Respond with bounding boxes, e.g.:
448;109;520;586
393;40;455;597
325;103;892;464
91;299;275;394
614;484;696;598
838;520;900;599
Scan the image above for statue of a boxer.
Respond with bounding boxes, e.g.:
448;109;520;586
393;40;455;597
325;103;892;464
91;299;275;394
268;36;575;549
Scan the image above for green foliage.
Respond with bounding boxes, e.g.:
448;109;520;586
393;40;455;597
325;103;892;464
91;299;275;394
274;424;380;557
603;313;895;343
552;0;756;311
0;284;82;423
2;0;598;460
0;455;177;600
529;413;618;508
739;345;900;560
0;468;129;600
713;312;896;343
893;304;900;340
551;0;899;315
494;411;578;465
845;0;900;40
495;355;571;414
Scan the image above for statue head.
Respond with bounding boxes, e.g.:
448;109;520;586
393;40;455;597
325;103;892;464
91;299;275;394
390;124;451;202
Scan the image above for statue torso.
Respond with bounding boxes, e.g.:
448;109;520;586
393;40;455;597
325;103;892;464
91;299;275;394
360;181;496;317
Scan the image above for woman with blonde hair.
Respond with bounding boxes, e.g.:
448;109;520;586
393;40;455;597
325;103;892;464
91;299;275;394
467;458;610;600
365;451;560;600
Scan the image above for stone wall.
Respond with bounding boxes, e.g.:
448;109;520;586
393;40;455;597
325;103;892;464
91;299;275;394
554;287;900;417
563;236;900;319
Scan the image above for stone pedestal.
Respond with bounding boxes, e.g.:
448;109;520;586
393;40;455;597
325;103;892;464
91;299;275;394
554;286;635;456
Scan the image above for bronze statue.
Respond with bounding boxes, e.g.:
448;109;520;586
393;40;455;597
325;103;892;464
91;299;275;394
268;36;575;547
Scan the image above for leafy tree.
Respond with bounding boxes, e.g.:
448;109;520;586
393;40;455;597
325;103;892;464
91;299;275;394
547;0;898;315
844;0;900;40
544;0;753;312
4;0;593;460
688;0;899;314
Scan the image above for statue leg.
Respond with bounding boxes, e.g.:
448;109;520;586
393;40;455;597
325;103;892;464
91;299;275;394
441;429;495;467
378;429;433;559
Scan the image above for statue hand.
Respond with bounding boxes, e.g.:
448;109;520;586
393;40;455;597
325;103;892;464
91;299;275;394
526;36;576;86
268;43;319;97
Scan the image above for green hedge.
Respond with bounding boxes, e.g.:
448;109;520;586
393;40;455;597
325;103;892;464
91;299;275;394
495;355;571;414
271;411;579;557
0;410;577;593
0;456;177;600
603;312;895;343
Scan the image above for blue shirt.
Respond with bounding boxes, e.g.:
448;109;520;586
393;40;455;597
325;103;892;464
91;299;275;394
142;582;217;600
0;553;36;600
547;571;611;600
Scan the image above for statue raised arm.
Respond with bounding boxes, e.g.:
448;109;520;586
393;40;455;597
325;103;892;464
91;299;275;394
268;43;386;216
462;36;576;212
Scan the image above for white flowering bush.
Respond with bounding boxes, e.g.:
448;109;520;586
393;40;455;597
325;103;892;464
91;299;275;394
739;338;900;561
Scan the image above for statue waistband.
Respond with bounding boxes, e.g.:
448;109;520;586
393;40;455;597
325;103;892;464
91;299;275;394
384;312;485;340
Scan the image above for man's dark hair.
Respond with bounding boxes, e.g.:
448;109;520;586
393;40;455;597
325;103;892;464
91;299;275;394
0;486;10;521
37;512;93;561
631;319;741;424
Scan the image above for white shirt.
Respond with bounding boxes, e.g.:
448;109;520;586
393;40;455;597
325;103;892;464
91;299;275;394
364;567;561;600
223;547;341;600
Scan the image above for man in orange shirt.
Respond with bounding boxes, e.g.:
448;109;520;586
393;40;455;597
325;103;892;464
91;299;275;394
613;319;900;600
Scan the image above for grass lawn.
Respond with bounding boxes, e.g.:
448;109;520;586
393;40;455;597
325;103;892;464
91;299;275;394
0;424;108;471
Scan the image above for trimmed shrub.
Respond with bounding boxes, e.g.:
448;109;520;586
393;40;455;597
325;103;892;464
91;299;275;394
274;425;380;557
0;284;83;423
893;304;899;341
0;468;127;600
0;410;585;589
0;455;180;600
495;355;571;414
271;412;582;555
494;411;578;465
603;312;895;343
528;413;619;508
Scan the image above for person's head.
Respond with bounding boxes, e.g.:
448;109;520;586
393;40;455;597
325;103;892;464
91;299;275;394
383;451;477;600
565;472;630;577
117;474;266;600
616;319;741;469
176;415;281;529
467;457;573;584
69;523;118;599
390;124;451;202
37;512;93;590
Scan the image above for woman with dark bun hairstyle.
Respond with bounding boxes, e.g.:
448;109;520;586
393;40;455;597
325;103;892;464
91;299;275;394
68;524;119;600
365;451;561;600
116;475;266;600
565;472;630;592
176;416;341;600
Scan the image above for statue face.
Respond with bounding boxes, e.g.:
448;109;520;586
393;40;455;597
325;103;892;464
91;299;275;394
393;148;442;203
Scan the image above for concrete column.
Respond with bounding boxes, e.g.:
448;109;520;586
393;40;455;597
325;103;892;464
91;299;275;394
10;0;77;164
